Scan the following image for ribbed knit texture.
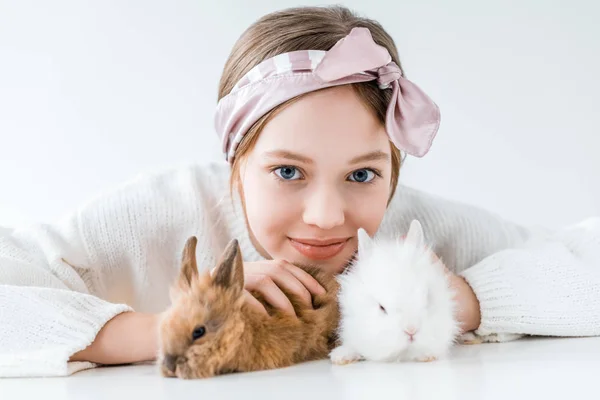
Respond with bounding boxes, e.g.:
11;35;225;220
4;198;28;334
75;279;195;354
1;161;599;377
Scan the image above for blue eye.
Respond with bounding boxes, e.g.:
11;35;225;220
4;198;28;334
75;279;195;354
348;169;376;183
274;166;302;180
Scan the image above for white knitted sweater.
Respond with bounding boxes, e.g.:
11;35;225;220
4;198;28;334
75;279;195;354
1;161;599;378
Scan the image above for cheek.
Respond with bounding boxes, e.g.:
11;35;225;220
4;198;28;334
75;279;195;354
343;183;390;234
241;172;300;245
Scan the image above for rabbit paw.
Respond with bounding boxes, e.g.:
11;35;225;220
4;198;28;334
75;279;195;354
479;333;524;343
330;345;362;365
460;332;524;344
415;355;437;362
459;332;483;345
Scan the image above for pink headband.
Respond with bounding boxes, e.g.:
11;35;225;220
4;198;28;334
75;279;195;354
215;27;440;163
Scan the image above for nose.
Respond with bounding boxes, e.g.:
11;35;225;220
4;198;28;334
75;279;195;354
163;354;178;373
302;184;345;230
404;326;418;341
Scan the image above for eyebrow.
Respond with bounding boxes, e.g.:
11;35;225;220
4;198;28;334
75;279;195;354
264;150;314;164
263;149;390;165
349;151;390;164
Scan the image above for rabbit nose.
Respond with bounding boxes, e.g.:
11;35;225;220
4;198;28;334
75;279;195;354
404;327;418;341
163;354;178;373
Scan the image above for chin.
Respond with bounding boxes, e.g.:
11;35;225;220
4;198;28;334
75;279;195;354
290;253;354;274
322;257;353;274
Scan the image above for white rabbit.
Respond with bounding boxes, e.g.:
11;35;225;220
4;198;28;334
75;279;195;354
330;219;461;364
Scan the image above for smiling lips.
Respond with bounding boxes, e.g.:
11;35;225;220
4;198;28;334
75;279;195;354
288;237;351;260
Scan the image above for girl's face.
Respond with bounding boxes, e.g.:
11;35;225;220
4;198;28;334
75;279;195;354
240;85;393;273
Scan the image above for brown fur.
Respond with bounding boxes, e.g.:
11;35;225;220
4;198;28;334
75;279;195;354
158;236;340;379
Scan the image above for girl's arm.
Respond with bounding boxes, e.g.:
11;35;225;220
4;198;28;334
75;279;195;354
461;218;600;338
69;312;160;365
0;163;225;377
384;185;600;338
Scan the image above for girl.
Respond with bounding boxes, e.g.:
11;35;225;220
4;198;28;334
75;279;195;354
1;5;599;378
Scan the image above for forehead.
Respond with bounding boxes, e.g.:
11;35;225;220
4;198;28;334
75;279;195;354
251;86;390;161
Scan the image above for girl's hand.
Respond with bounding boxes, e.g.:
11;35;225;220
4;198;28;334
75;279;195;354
220;260;327;317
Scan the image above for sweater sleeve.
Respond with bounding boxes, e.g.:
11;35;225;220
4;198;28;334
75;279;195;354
0;213;133;377
0;162;230;378
460;217;600;337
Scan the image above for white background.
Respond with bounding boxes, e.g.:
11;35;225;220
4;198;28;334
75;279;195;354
0;0;598;229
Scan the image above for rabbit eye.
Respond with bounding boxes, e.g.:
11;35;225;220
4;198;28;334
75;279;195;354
379;304;387;314
192;326;206;341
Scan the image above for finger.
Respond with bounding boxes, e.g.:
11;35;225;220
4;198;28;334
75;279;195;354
245;261;314;308
245;274;296;317
242;290;268;316
281;262;327;296
264;262;314;307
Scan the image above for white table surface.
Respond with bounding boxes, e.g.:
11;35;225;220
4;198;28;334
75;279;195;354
1;336;599;400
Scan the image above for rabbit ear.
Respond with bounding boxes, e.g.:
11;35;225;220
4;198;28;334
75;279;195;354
404;219;425;248
212;238;244;296
175;236;199;291
357;228;374;256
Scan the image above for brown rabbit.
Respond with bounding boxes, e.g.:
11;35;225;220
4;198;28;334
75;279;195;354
158;236;340;379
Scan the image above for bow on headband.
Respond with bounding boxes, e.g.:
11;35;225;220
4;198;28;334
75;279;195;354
215;27;440;163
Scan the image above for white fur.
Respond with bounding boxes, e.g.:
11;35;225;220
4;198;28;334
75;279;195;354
331;220;461;364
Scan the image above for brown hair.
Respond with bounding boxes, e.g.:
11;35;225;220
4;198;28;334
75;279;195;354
218;5;404;202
